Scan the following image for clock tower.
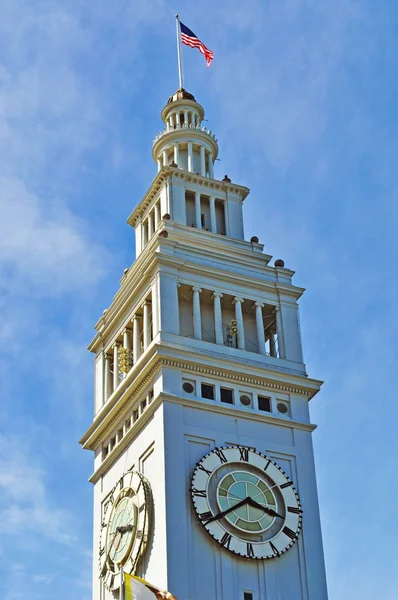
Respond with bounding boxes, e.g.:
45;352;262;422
80;88;329;600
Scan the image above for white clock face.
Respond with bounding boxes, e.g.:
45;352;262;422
190;446;302;560
99;470;152;591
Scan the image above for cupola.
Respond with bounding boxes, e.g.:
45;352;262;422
152;88;219;178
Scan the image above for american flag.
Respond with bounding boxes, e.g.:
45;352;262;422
180;21;214;67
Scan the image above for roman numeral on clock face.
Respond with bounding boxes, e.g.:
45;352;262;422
239;447;249;462
192;488;207;497
215;448;227;463
199;511;213;523
220;532;232;548
246;542;255;557
197;463;212;475
283;526;297;540
287;506;301;514
280;481;292;489
270;541;279;556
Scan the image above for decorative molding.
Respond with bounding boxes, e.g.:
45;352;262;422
87;390;316;485
127;167;249;228
158;358;314;397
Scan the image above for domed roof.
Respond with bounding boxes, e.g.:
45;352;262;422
167;88;196;104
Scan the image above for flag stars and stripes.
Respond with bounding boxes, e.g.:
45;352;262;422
180;21;214;67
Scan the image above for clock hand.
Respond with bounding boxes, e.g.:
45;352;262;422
117;524;134;533
246;497;284;519
201;497;251;524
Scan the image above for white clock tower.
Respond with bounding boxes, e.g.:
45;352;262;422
80;88;329;600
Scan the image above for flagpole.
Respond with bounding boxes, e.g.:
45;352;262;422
120;565;124;600
175;14;184;89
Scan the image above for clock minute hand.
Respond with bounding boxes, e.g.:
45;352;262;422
246;497;284;519
202;497;251;525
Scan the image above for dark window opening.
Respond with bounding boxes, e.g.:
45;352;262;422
258;396;271;412
201;383;215;400
201;213;206;228
220;388;234;404
244;593;253;600
183;382;195;394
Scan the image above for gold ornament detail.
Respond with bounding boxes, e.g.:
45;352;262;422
119;346;133;373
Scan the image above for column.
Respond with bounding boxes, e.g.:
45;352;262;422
200;146;206;176
255;302;266;355
174;143;180;167
132;315;141;363
163;149;168;166
208;151;214;178
195;192;202;229
112;342;120;391
147;212;154;239
157;158;162;172
184;110;188;126
176;112;180;128
212;292;223;345
233;297;245;350
269;330;277;358
104;354;112;401
170;114;175;129
209;196;217;233
187;142;193;172
275;306;286;359
192;287;202;340
154;202;160;229
190;112;195;127
142;221;148;249
123;328;131;350
143;301;151;350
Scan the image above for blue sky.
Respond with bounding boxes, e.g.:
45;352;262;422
0;1;397;598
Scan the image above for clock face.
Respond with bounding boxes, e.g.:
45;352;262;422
99;470;152;591
190;446;302;560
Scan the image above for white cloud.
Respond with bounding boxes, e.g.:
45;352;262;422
0;434;76;547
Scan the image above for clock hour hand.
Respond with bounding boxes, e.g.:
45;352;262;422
117;524;134;533
201;497;251;524
246;497;284;519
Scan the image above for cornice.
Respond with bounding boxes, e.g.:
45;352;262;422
81;344;322;452
127;167;250;228
87;391;317;485
158;356;320;398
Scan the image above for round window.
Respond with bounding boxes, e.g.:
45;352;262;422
240;394;251;406
183;382;195;394
277;402;288;414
